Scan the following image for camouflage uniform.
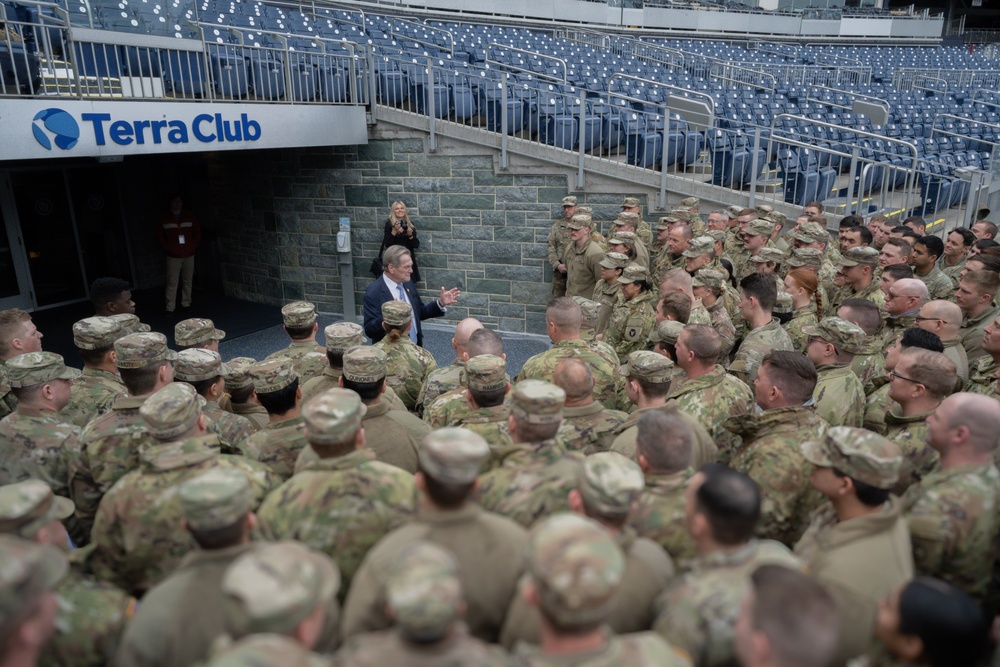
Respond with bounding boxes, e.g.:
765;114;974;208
302;366;408;412
728;318;795;385
237;358;309;480
630;468;698;569
726;407;828;546
174;317;226;349
60;318;127;427
882;405;940;495
88;383;275;596
828;247;885;312
375;301;438;411
784;303;818;352
0;363;14;420
518;338;620;411
880;314;916;351
849;336;887;388
416;359;464;414
225;357;270;430
967;356;999;398
548;197;575;297
863;378;891;433
264;301;329;384
902;462;1000;604
604;267;657;360
0;537;69;661
940;256;966;285
593;252;629;335
959;302;1000;364
343;429;528;644
653;539;802;667
564;216;605;299
915;265;956;301
423;387;475;429
556;401;627;455
694;270;737;358
812;364;866;428
256;389;416;597
174;348;256;451
668;365;753;460
942;339;970;384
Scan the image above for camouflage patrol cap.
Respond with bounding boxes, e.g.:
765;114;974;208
562;196;577;206
616;265;648;284
682;236;715;258
792;221;830;244
751;247;787;264
680;196;699;208
577;206;593;215
727;204;745;217
786;247;824;268
621;196;640;208
693;268;725;291
510;380;565;425
323;322;365;353
0;535;68;629
418;427;490;484
301;387;366;446
566;214;593;230
179;468;254;531
755;203;774;216
599;252;629;269
205;635;317;667
72;316;124;350
342;346;387;383
281;301;317;328
175;318;226;347
669;209;693;223
381;300;413;328
115;332;178;370
526;513;625;628
649;320;685;345
608;231;636;247
224;357;256;391
222;541;339;637
578;452;644;516
614;211;640;227
109;313;151;334
745;219;775;237
765;210;787;226
802;316;866;352
140;382;202;440
6;352;81;388
250;358;297;394
706;229;727;243
838;246;880;268
386;542;462;638
0;480;74;537
774;291;793;315
571;297;601;329
657;215;681;230
620;350;674;383
174;349;231;383
801;426;902;490
465;354;507;392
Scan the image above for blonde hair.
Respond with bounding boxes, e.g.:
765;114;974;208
390;200;414;230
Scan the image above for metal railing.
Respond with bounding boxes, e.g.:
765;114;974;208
893;68;1000;91
389;17;453;56
485;42;567;84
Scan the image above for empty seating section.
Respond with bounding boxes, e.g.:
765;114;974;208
0;0;994;216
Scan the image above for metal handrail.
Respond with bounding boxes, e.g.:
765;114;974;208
972;88;1000;110
711;61;776;92
929;113;1000;151
807;85;890;113
770;113;919;160
606;73;716;117
389;17;452;56
486;41;566;84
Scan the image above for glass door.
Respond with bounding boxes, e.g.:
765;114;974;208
0;175;33;310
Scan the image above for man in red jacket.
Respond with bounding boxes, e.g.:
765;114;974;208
155;194;201;313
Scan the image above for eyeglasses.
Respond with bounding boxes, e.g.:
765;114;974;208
913;316;942;323
889;370;922;384
886;291;915;300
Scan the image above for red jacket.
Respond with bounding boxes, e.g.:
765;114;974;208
155;210;201;258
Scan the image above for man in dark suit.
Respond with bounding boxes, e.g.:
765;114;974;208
363;246;460;347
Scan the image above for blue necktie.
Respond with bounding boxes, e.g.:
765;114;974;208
397;285;418;343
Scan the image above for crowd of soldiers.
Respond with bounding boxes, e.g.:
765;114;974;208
0;197;999;667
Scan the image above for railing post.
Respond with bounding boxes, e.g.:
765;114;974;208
749;127;763;209
848;145;860;216
426;58;437;153
577;93;586;190
500;81;509;169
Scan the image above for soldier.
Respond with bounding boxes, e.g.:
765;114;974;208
656;291;694;325
879;237;913;271
174;318;225;352
59;317;126;428
203;542;340;666
572;296;605;343
455;354;512;463
88;382;275;597
264;301;328;384
940;228;975;283
174;349;255;451
705;209;729;233
751;247;786;280
968;314;1000;398
884;348;956;494
475;381;584;528
108;313;151;335
658;267;714;328
726;351;827;546
621;195;653;246
829;246;884;312
653;464;802;667
611;214;650;268
729;274;795;385
836;299;886;387
553;358;626;455
592;252;628;335
71;332;178;539
648;320;690;393
782;268;821;353
628;411;698;568
224;357;269;430
882;278;928;347
502;452;674;647
914;300;969;383
513;513;687;666
955;270;1000;363
692;269;736;357
90;276;136;317
114;468;259;667
734;565;840;667
795;427;913;665
563;214;605;299
0;308;44;419
901;393;1000;604
415;318;483;413
790;222;838;285
803;317;867;428
256;388;415;596
335;542;510;666
731;220;774;283
611;351;717;467
0;480;131;667
518;298;619;410
865;329;943;434
237;358;308;480
656;224;692;277
343;427;527;643
300;323;407;412
670;325;753;457
425;329;507;428
548;195;577;297
911;236;954;300
680;236;714;277
604;265;657;359
374;301;438;412
0;534;67;667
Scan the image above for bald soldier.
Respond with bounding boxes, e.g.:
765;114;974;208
553;358;627;455
416;318;484;413
915;300;969;383
256;388;415;597
425;329;508;428
236;358;309;480
59;316;127;428
501;452;675;646
342;428;528;644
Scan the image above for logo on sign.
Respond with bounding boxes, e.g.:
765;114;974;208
31;108;80;150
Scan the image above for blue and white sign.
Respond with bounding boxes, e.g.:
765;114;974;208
1;99;367;160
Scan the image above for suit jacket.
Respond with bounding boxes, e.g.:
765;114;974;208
363;276;444;347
